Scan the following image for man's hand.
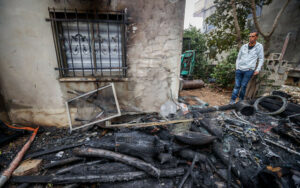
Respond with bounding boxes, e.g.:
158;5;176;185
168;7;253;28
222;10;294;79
253;71;259;76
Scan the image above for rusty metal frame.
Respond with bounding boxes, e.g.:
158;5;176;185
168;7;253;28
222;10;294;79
65;83;121;132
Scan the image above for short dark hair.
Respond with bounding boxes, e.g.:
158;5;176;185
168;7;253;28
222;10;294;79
250;31;259;36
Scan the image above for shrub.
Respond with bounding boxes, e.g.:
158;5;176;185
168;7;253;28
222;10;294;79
211;50;238;88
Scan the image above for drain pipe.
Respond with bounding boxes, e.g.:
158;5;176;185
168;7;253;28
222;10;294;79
192;101;255;116
0;123;39;187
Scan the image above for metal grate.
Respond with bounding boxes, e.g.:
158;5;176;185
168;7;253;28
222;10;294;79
47;8;128;77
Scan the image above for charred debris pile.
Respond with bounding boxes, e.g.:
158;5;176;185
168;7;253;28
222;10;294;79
1;93;300;188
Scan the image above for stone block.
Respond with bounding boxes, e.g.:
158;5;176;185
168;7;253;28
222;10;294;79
269;53;281;60
13;159;42;176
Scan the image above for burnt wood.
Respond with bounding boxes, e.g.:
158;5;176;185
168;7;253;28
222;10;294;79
73;147;161;177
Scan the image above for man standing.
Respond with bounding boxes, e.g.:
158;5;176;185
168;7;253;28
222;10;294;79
230;31;264;104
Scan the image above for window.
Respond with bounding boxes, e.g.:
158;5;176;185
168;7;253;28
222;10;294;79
48;8;127;78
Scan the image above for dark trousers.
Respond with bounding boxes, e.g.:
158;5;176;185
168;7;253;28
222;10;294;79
231;69;254;101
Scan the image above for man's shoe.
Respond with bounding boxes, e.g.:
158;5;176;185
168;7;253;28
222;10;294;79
229;100;235;104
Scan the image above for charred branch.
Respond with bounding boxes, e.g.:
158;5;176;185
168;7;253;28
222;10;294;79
24;143;83;160
73;147;161;177
230;0;242;48
114;131;164;163
70;162;136;175
55;160;104;175
179;149;207;163
94;178;174;188
174;131;216;146
43;157;83;169
11;168;185;184
158;153;175;164
193;101;255;116
199;118;223;139
178;154;199;188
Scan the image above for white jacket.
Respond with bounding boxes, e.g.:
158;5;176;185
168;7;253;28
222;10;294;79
236;42;264;72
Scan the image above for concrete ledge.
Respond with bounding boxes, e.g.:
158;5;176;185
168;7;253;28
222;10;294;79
59;77;129;82
288;69;300;78
9;108;68;127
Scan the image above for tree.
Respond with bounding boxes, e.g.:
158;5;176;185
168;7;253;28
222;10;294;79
206;0;291;55
231;0;242;48
183;26;212;80
250;0;291;55
205;0;251;57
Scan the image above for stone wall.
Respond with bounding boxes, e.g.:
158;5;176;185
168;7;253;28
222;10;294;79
258;0;300;63
0;0;185;126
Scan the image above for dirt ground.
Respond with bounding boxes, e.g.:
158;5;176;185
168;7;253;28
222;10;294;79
180;85;232;106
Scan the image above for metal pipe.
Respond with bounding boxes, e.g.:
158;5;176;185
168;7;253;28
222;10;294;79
64;8;75;76
90;17;97;72
45;18;129;24
107;14;112;76
181;79;205;90
96;10;103;76
75;9;85;76
279;32;291;61
49;8;62;78
86;12;94;76
123;9;127;77
194;101;255;116
117;14;121;77
0;125;39;187
52;8;65;76
55;67;127;70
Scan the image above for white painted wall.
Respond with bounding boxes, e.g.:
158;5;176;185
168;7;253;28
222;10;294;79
0;0;186;126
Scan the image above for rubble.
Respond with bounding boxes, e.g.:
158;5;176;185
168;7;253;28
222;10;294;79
1;95;300;187
280;85;300;104
12;159;42;176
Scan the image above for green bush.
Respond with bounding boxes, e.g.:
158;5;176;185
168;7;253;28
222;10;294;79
211;50;238;88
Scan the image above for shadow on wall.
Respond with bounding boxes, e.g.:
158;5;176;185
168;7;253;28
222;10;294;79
0;92;10;122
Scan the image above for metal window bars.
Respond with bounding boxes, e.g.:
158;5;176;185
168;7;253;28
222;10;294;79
47;8;128;78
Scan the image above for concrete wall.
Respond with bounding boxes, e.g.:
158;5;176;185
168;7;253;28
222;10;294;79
0;91;9;122
0;0;185;126
258;0;300;64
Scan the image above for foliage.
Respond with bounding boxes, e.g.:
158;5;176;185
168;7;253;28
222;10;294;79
182;26;212;80
205;0;250;57
211;50;238;88
205;0;272;58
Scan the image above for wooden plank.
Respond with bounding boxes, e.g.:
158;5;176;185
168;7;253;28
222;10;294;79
106;118;203;128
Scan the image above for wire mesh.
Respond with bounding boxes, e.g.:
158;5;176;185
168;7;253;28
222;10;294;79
66;83;121;131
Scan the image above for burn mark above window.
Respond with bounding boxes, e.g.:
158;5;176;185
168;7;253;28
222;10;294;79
47;8;128;78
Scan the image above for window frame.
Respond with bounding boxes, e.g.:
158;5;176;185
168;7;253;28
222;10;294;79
47;8;128;79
